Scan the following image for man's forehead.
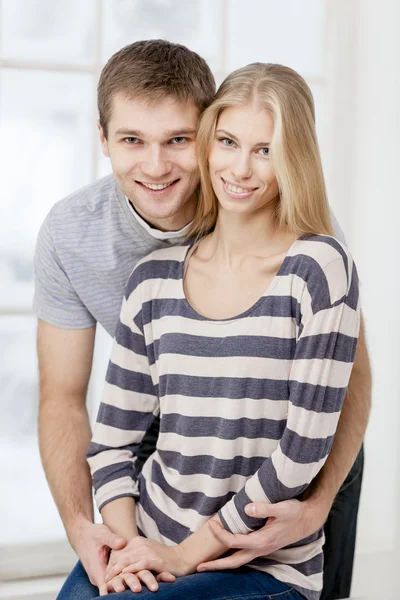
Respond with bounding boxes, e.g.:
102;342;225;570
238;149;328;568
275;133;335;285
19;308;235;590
110;92;200;126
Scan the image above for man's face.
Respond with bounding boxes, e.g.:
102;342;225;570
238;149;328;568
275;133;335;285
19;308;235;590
100;93;200;231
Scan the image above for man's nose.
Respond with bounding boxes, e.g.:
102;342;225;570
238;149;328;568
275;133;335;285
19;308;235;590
141;147;172;179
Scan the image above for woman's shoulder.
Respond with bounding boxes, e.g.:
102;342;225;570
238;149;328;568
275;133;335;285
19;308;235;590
292;233;351;264
124;244;189;298
287;234;358;311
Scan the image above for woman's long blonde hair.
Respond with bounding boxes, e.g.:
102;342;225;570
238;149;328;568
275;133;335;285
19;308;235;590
188;63;333;239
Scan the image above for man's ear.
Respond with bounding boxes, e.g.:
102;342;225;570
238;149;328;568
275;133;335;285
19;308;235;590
98;120;110;157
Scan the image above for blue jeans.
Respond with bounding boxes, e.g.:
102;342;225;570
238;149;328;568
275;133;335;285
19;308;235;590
57;562;303;600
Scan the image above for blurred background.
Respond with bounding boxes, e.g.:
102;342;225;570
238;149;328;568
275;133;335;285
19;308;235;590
1;0;399;598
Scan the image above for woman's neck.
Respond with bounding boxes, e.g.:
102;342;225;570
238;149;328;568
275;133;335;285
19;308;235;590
202;205;293;268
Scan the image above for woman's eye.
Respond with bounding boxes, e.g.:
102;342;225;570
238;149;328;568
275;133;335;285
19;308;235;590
221;138;235;147
171;137;187;144
124;137;140;144
259;147;270;156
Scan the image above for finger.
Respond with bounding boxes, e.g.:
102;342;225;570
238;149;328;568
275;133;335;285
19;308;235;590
122;559;161;574
89;561;109;589
98;583;108;596
99;529;127;551
137;569;159;592
197;549;255;572
208;520;258;549
157;571;176;582
122;572;142;593
108;576;126;593
244;501;291;519
106;558;132;582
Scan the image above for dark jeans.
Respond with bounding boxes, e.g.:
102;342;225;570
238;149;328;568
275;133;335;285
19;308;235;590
58;565;303;600
321;445;364;600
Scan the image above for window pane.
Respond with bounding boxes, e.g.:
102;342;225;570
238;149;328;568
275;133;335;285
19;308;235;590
1;316;66;545
226;0;326;77
0;69;94;308
1;0;97;64
102;0;222;72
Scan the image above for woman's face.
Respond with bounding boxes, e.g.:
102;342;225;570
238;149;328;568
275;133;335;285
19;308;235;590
208;102;279;216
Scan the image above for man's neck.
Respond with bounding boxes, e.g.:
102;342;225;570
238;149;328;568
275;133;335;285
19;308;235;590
129;194;197;233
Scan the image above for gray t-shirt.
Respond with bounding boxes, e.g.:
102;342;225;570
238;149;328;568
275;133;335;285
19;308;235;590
33;174;346;336
33;175;189;336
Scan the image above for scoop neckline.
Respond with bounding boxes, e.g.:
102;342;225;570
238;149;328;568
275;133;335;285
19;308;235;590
179;237;301;323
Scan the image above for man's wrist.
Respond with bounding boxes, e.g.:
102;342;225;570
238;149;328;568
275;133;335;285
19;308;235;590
66;514;94;549
302;489;332;531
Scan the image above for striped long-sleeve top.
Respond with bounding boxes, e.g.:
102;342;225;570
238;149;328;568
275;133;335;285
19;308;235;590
87;234;360;600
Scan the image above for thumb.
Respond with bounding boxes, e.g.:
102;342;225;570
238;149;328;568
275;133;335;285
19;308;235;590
102;531;127;550
244;501;286;519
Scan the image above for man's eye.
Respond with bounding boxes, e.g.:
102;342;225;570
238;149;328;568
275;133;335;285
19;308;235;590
170;137;187;144
259;147;270;156
124;137;140;144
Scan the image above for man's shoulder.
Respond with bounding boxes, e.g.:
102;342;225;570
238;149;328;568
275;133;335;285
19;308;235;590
49;174;118;222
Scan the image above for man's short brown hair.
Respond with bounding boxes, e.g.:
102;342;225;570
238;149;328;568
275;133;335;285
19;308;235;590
98;39;216;138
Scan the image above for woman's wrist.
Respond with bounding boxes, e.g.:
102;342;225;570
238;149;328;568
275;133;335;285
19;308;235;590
173;543;196;576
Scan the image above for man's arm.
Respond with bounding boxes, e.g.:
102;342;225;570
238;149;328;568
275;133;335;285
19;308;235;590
196;315;371;570
37;320;126;587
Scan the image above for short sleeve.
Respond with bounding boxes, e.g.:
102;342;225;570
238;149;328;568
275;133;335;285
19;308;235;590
33;214;96;329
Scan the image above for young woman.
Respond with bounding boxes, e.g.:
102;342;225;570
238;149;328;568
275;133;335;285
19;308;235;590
87;63;360;600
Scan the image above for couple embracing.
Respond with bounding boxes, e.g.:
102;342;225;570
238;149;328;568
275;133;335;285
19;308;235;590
35;40;370;600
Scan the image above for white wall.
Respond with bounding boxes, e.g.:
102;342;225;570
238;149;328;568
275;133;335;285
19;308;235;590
324;0;400;563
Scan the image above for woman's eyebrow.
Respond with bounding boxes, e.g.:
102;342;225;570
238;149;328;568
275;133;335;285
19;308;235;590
216;129;238;140
216;129;270;146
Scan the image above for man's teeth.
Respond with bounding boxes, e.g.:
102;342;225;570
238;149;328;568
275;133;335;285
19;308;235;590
142;182;173;190
226;182;254;194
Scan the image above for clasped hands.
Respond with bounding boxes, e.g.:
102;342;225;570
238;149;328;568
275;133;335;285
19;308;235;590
100;537;188;595
98;498;326;595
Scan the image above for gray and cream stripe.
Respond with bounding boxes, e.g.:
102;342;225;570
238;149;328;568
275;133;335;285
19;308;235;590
87;234;360;600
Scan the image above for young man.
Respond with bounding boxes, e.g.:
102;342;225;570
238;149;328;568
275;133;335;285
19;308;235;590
35;40;371;599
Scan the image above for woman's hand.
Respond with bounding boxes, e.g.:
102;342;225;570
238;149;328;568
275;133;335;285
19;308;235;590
105;537;190;583
99;569;176;595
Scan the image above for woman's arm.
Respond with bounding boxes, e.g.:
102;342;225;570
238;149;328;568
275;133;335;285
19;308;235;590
215;253;360;535
196;319;371;571
87;268;159;534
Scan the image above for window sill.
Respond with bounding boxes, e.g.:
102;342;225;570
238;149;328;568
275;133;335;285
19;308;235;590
1;540;76;581
0;575;65;600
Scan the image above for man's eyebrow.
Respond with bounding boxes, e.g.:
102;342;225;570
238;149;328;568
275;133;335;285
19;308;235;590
164;128;196;137
114;128;196;138
115;128;144;137
216;129;270;146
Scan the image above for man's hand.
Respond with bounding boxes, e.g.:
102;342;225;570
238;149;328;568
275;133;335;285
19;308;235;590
197;498;327;571
69;519;126;589
105;537;189;582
